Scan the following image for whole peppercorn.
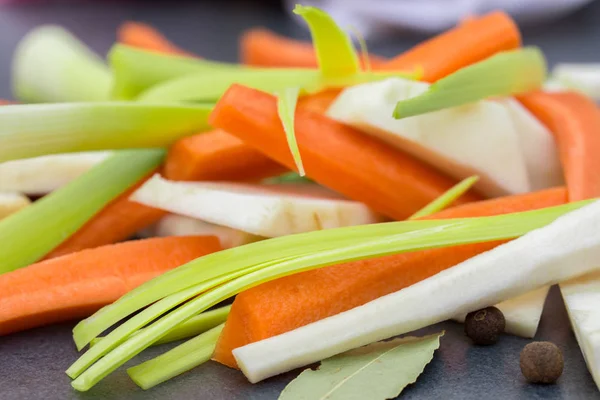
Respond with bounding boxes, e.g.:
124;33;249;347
520;341;564;384
464;306;506;345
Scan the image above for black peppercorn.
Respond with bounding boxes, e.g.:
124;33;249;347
520;341;564;384
464;306;505;345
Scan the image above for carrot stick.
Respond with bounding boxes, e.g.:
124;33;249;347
0;236;221;335
519;91;600;201
210;84;482;220
164;129;286;182
118;21;193;57
296;89;341;114
213;187;567;367
239;27;386;69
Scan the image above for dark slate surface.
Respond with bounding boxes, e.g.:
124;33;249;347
1;1;600;399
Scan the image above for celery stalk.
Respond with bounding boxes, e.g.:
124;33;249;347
12;26;111;102
0;149;164;274
277;87;304;176
0;102;211;163
409;176;479;220
127;324;224;390
109;45;244;99
393;47;547;119
69;200;591;391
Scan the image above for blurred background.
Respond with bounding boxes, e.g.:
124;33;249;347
0;0;599;98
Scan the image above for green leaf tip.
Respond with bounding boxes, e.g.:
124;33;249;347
277;87;304;176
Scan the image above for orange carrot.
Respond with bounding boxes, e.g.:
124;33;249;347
380;11;521;82
239;27;386;69
213;187;567;367
164;129;286;182
0;236;221;335
118;21;193;56
296;89;341;114
519;91;600;201
210;84;482;220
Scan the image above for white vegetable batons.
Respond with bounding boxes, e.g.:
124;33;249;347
552;64;600;100
131;175;384;237
327;78;561;197
0;192;31;220
150;214;262;249
561;271;600;390
453;286;550;338
0;152;111;195
233;200;600;383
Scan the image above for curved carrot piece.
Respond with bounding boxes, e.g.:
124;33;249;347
296;89;340;114
118;21;193;56
213;187;567;367
164;129;286;182
519;91;600;201
210;84;482;220
1;236;221;335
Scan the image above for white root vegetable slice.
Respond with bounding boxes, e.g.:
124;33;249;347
0;152;111;195
453;286;550;338
0;192;31;220
131;175;384;237
327;78;531;197
560;271;600;390
233;200;600;383
149;214;262;249
551;64;600;100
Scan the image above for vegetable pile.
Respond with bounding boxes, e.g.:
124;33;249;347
2;4;600;398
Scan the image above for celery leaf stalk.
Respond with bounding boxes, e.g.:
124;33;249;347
409;176;479;220
277;87;304;176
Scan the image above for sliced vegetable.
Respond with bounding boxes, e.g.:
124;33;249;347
0;149;163;273
233;199;600;382
277;87;304;175
213;187;566;368
12;26;111;102
279;332;443;400
0;192;31;220
128;324;224;390
296;89;340;114
131;175;384;237
209;84;482;220
519;91;600;201
551;63;600;99
164;129;286;182
409;176;479;219
264;172;312;184
393;47;546;119
0;236;220;335
0;152;111;195
0;102;211;163
117;21;192;56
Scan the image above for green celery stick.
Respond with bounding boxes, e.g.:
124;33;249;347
277;87;304;176
409;176;480;220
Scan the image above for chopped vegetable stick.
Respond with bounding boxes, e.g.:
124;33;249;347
131;175;384;237
277;87;304;175
0;236;221;336
0;192;31;220
409;176;479;219
0;152;111;195
118;22;192;56
12;26;111;102
551;63;600;100
164;130;286;182
213;187;567;368
127;324;224;390
296;89;340;114
0;150;164;273
519;91;600;201
233;199;600;382
381;11;521;82
239;28;386;69
209;84;482;220
91;305;231;347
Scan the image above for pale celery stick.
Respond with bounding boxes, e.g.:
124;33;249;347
0;102;211;163
12;26;111;102
127;324;224;390
0;149;164;274
277;87;303;175
409;176;479;220
68;201;591;391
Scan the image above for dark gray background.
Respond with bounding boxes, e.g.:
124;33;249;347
1;1;600;399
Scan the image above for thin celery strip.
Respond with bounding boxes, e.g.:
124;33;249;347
109;45;244;99
0;149;164;274
263;172;313;184
277;87;304;176
409;176;480;220
393;47;547;119
12;26;111;102
349;26;371;73
293;5;359;78
69;201;591;391
89;305;231;348
0;102;211;163
127;324;224;390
